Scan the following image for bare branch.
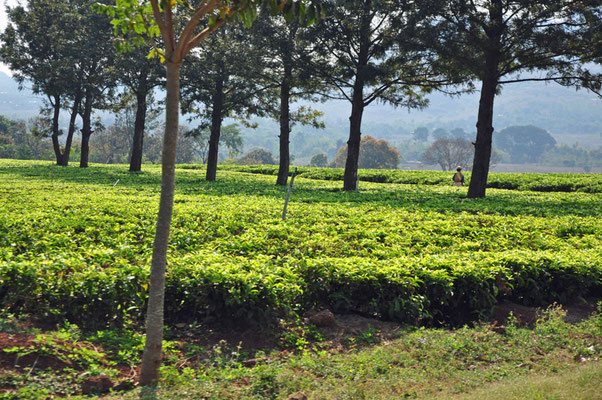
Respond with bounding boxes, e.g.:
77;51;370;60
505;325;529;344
149;0;174;54
177;0;218;58
184;19;227;55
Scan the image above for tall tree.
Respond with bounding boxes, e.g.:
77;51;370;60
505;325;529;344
180;23;269;181
424;0;602;198
74;0;117;168
313;0;437;190
2;0;116;167
1;0;82;166
250;15;325;186
114;44;165;172
101;0;322;386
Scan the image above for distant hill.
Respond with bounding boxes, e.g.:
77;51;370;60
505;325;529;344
0;72;44;120
0;70;600;144
318;80;602;136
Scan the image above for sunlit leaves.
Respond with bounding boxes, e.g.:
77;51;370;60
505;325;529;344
0;160;600;327
97;0;324;54
95;0;161;54
147;46;166;62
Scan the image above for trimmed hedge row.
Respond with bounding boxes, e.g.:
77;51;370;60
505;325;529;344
1;161;600;330
1;250;600;328
211;164;602;193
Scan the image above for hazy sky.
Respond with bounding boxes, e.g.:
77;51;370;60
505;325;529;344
0;0;19;75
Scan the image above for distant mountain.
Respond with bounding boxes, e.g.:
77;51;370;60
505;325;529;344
318;80;602;136
0;72;116;126
0;70;600;141
0;72;44;120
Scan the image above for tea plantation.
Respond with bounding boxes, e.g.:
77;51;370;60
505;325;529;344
0;159;601;328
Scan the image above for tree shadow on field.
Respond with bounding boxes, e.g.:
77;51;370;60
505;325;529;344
1;161;599;218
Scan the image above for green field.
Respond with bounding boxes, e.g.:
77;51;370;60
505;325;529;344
0;159;600;328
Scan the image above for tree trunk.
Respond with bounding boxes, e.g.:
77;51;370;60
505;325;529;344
50;95;62;165
467;1;503;198
79;91;93;168
343;0;370;191
467;80;497;197
139;61;181;387
276;43;293;186
467;71;498;198
343;97;364;191
205;69;224;182
130;71;149;172
59;93;81;166
80;132;91;168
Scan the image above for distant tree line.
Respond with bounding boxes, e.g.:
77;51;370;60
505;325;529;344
411;124;601;172
1;0;601;197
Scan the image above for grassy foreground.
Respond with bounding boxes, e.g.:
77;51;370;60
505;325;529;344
0;306;601;399
450;362;602;400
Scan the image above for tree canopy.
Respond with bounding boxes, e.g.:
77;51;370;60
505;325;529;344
237;148;277;165
330;135;400;170
248;14;326;185
1;0;83;165
312;0;438;190
494;125;556;163
422;137;474;171
180;22;268;181
309;152;328;167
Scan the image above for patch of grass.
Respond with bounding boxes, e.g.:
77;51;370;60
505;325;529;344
0;306;599;398
448;362;602;400
85;305;602;400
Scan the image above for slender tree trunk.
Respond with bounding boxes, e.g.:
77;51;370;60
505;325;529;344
276;73;291;186
467;60;499;198
467;6;502;200
80;133;91;168
139;61;181;387
343;95;364;190
130;71;149;172
276;41;293;186
50;95;62;165
79;91;93;168
59;93;81;166
205;69;224;182
343;0;370;191
467;75;497;198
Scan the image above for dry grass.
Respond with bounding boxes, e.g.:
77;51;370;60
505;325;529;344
448;362;602;400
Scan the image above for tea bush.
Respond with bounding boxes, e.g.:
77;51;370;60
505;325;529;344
0;160;600;329
213;164;602;193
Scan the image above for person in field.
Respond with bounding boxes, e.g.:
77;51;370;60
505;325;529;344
453;166;464;187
